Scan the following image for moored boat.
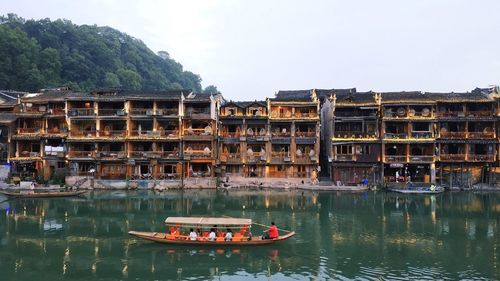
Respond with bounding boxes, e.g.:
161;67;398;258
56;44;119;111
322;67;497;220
128;216;295;246
0;190;87;198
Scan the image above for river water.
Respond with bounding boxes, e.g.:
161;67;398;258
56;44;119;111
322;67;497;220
0;190;499;280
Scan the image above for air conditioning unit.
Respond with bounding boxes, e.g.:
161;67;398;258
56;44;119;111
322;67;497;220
116;110;125;116
146;109;154;116
284;157;291;162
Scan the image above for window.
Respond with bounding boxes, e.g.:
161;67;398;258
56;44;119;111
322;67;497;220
336;145;352;155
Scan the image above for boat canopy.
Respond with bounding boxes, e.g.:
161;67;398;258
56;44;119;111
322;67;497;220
165;217;252;227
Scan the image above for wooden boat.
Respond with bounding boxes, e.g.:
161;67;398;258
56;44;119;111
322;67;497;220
0;190;87;198
128;217;295;246
391;187;444;194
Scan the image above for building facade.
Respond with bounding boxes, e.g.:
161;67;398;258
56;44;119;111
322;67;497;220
0;86;499;187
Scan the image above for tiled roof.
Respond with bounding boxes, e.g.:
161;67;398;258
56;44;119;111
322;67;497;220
273;90;313;101
335;91;377;105
222;101;266;108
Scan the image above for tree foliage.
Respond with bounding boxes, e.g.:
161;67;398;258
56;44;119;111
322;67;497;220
0;14;206;92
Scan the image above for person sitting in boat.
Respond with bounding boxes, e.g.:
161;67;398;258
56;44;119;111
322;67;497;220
224;229;233;241
208;228;216;241
189;228;198;241
263;222;279;239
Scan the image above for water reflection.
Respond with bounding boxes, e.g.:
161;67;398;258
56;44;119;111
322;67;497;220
0;190;499;280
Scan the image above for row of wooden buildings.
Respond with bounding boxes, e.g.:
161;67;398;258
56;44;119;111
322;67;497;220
0;87;498;187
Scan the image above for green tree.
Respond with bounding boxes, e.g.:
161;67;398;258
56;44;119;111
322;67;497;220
103;72;121;88
117;68;142;90
203;85;219;94
0;14;214;92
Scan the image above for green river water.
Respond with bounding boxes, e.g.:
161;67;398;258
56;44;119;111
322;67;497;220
0;190;499;280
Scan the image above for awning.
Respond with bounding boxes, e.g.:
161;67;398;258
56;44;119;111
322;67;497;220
165;217;252;226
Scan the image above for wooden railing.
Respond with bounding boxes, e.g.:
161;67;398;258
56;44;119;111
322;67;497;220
467;154;495;162
384;155;407;162
46;127;67;134
97;130;127;137
270;152;291;163
68;108;94;116
411;132;433;139
18;151;40;157
156;108;179;116
440;131;467;138
129;108;153;115
440;154;466;161
295;131;316;138
98;109;126;116
184;150;213;158
409;155;434;162
384;133;408;139
334;131;376;139
67;151;95;158
18;128;42;134
69;130;97;137
335;154;354;161
183;128;213;136
467;132;495;138
295;155;313;164
437;111;493;118
96;151;126;159
220;153;242;163
271;132;291;138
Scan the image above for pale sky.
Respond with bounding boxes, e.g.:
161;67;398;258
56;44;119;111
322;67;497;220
2;0;500;100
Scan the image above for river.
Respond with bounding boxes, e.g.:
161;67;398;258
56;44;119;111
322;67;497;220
0;190;499;280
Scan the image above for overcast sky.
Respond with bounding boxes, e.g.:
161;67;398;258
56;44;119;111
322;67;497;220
2;0;500;100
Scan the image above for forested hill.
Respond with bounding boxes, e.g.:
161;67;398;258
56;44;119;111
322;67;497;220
0;14;214;93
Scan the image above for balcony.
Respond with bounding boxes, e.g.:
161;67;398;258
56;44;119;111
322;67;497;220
335;154;355;161
49;108;65;116
468;154;495;162
384;133;408;139
295;155;314;164
467;132;495;139
271;132;291;138
67;151;95;158
439;131;467;139
129;108;154;116
69;130;97;138
220;153;242;164
46;127;68;135
18;128;42;134
129;151;162;159
183;128;213;140
184;108;211;119
439;154;466;161
466;111;493;118
68;108;95;117
156;108;179;116
270;152;291;164
184;149;213;160
97;130;127;138
411;132;433;139
96;151;127;160
295;131;316;138
161;150;181;159
409;155;434;162
98;109;126;117
437;111;493;118
18;151;41;158
384;155;406;162
333;131;377;139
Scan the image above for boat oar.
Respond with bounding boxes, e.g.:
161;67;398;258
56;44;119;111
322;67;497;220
222;215;292;233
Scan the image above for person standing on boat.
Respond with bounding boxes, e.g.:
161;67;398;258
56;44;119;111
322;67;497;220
263;222;279;239
189;228;198;241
